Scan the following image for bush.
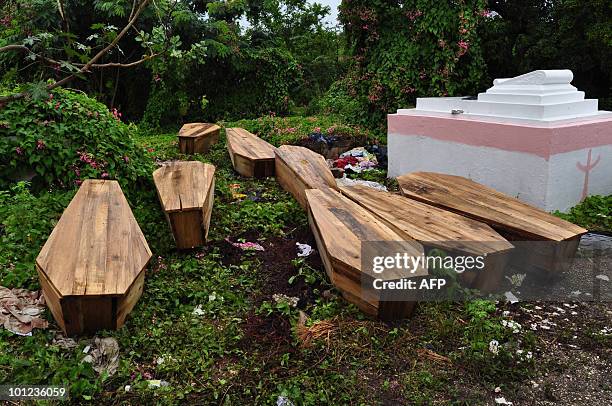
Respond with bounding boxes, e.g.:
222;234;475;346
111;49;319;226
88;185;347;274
555;195;611;232
224;114;378;146
0;87;153;191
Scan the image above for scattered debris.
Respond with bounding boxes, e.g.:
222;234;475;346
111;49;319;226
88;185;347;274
336;176;387;191
0;286;48;336
504;291;519;304
333;147;378;173
81;337;120;376
296;312;335;348
229;183;247;201
296;242;314;257
489;339;500;355
146;380;170;388
495;397;513;405
52;333;77;350
225;238;265;251
192;305;205;316
595;274;609;282
277;395;295;406
501;319;522;334
417;348;451;364
272;294;299;307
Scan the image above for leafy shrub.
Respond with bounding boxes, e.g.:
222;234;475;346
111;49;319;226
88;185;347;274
328;0;489;129
224;114;377;146
555;195;611;232
0;87;153;190
141;47;302;128
0;182;75;289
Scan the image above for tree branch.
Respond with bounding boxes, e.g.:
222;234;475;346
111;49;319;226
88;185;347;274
0;0;152;103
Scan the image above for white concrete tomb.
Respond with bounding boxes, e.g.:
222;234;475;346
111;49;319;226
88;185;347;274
388;70;612;212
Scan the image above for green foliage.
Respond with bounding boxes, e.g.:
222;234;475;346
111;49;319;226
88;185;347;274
481;0;612;110
224;114;377;146
555;195;611;232
0;87;153;190
327;0;488;129
0;182;75;289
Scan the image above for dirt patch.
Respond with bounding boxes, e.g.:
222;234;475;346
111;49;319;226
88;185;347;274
214;226;325;308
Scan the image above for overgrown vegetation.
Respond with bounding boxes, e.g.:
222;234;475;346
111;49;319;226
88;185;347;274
0;87;153;191
555;195;612;233
0;129;552;404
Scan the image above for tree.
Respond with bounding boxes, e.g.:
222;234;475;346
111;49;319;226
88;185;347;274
0;0;184;104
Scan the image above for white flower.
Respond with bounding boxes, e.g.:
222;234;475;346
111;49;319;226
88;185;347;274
489;339;500;355
501;320;522;333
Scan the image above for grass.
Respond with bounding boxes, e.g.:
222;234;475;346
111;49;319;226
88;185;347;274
0;116;609;404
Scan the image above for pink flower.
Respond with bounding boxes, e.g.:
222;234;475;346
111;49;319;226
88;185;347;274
36;140;46;150
458;40;469;50
101;172;109;179
313;127;321;133
15;147;23;155
75;179;83;186
111;108;122;121
123;156;130;163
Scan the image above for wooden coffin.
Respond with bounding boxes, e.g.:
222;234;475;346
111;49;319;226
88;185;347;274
339;184;514;292
36;180;152;336
226;128;276;178
153;161;215;249
305;188;427;320
178;123;221;155
398;172;588;273
275;145;339;209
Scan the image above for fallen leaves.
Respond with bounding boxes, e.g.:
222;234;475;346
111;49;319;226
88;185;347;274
0;286;48;336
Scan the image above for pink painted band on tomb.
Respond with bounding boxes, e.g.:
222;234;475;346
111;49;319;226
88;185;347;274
388;113;612;159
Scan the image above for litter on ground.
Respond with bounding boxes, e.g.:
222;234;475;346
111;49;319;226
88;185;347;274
335;176;387;191
0;286;48;336
296;242;314;257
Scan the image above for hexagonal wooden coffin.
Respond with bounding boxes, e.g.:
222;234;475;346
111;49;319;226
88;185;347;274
226;128;276;178
36;180;152;336
153;161;215;249
178;123;221;154
398;172;588;273
339;184;515;292
306;188;427;320
275;145;339;210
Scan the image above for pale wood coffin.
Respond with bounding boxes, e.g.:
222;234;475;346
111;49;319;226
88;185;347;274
275;145;339;210
398;172;587;273
226;128;276;178
178;123;221;155
36;180;152;336
339;184;515;292
306;188;427;320
153;161;215;249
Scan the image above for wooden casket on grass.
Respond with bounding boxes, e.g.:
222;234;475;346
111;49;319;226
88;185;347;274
398;172;587;274
339;184;514;292
36;180;152;336
178;123;221;155
275;145;338;210
306;188;427;320
226;128;276;178
153;161;215;249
